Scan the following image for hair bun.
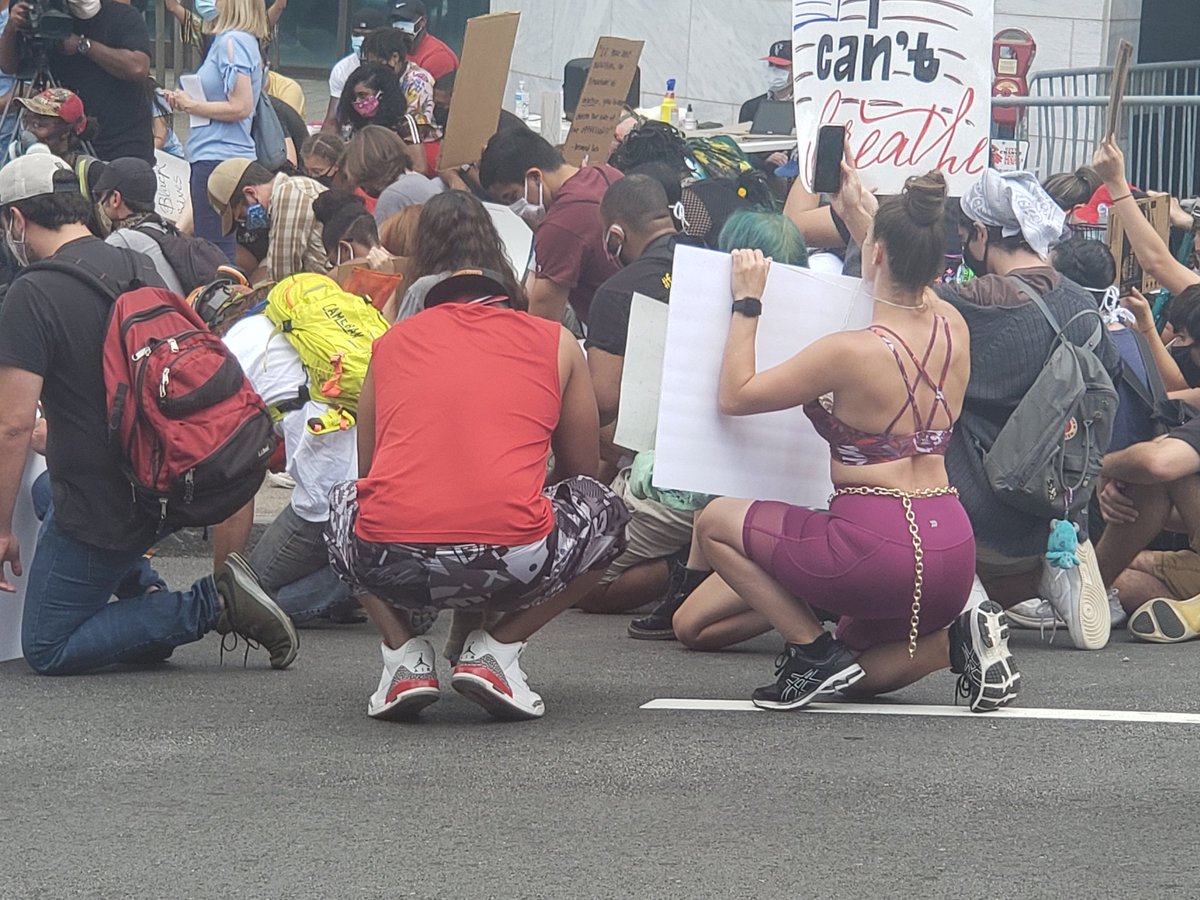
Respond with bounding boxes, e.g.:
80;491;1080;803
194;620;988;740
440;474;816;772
901;170;948;227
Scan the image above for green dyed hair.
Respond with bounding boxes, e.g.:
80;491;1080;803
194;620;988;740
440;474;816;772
716;209;809;268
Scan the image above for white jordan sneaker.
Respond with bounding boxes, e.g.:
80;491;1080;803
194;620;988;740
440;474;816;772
451;630;544;720
368;638;441;720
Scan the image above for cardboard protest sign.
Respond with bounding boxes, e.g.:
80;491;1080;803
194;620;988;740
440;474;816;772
153;149;190;224
1107;40;1135;139
654;246;873;507
614;293;670;453
563;37;644;168
1109;195;1171;293
0;452;47;662
792;0;994;193
438;12;520;169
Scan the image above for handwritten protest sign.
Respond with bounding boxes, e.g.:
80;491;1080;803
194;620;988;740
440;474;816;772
153;149;190;224
439;12;521;169
563;37;644;168
654;246;873;508
1109;195;1170;293
792;0;994;193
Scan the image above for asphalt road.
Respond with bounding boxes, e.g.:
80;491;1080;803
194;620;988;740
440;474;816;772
3;554;1199;900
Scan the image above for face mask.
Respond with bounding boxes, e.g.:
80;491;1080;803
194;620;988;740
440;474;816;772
353;93;381;118
193;0;218;20
433;105;449;129
16;128;38;154
245;201;270;232
350;35;365;54
962;239;987;279
604;226;625;268
509;175;546;228
392;19;419;35
766;66;791;93
672;200;689;234
6;217;29;268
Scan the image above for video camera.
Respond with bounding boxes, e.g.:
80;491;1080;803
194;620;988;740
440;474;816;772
15;0;76;81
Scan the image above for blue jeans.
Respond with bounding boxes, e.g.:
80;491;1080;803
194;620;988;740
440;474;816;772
31;471;167;600
190;158;237;264
21;509;222;675
248;504;348;623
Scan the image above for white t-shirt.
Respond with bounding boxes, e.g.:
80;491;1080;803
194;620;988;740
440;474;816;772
329;53;360;100
222;315;358;522
106;225;185;296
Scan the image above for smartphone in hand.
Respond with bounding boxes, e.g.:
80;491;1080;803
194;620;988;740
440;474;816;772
812;124;846;194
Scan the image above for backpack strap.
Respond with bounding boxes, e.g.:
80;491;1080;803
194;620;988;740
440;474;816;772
24;252;144;304
1009;275;1104;352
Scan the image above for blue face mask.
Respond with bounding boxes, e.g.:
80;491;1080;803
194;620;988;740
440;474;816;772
194;0;218;20
350;34;364;55
245;202;270;232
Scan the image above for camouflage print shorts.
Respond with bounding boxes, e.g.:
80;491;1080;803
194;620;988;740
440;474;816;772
325;476;629;615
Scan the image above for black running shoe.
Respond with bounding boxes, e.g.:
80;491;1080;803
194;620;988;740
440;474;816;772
949;600;1020;713
751;636;864;711
627;556;705;641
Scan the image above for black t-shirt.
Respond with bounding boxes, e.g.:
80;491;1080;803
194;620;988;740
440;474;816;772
0;237;166;551
585;234;677;357
51;0;154;162
1170;344;1200;388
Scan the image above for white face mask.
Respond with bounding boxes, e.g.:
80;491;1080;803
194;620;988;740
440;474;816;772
66;0;101;19
350;35;365;55
509;176;546;228
392;19;419;35
6;216;29;268
766;66;791;93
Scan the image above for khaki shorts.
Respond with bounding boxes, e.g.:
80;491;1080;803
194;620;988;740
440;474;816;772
1147;549;1200;600
598;467;695;585
974;543;1043;580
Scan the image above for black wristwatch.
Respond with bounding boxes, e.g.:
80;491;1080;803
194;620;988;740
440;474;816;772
731;297;763;317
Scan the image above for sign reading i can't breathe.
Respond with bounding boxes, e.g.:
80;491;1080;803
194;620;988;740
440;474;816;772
792;0;994;193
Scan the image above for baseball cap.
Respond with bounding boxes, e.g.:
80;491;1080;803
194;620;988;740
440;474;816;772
206;157;256;236
763;40;791;67
390;0;426;21
0;151;73;205
94;157;159;208
423;268;511;309
16;88;87;134
350;7;388;31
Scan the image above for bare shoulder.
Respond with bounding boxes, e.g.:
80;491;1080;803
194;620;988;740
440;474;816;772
931;294;970;344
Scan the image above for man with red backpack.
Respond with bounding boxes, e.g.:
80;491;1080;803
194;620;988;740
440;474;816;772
0;153;298;675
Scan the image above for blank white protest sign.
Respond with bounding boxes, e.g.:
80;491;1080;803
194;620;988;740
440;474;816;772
613;292;669;453
653;245;872;508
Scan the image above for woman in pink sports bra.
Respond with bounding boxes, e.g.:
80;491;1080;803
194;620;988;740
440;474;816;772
672;167;1020;713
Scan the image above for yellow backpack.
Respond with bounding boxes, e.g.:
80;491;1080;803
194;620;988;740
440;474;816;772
264;273;389;415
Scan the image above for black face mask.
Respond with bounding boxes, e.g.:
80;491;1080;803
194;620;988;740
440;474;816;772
433;105;449;129
962;229;988;277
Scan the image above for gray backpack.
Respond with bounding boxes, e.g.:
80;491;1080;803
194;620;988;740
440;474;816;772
982;277;1118;520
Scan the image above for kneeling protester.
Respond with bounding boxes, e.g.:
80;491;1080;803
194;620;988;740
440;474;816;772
326;268;629;722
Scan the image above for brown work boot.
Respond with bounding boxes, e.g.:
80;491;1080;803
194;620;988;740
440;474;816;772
214;552;299;670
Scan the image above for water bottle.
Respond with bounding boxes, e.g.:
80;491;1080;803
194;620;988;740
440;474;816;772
515;80;529;120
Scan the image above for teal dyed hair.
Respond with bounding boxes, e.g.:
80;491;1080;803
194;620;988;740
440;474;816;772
716;209;809;267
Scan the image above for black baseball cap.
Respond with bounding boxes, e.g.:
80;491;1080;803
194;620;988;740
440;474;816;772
423;269;511;309
764;40;791;66
390;0;426;21
94;157;158;207
351;7;388;31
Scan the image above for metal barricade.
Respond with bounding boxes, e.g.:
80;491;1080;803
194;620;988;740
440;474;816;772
993;62;1200;199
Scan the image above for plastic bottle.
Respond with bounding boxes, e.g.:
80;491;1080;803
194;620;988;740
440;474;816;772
659;78;677;125
515;79;529;120
683;103;697;131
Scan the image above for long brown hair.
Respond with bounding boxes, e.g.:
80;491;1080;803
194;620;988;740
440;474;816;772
341;125;411;198
872;170;948;291
412;191;527;309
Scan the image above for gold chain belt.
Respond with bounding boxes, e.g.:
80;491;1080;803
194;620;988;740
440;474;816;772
830;485;959;659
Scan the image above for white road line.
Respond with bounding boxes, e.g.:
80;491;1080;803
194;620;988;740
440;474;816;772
640;699;1200;725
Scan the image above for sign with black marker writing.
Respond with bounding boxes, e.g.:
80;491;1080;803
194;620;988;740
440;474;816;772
793;0;994;192
563;37;644;167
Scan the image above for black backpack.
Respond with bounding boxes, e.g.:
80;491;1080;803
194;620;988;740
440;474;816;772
133;220;228;294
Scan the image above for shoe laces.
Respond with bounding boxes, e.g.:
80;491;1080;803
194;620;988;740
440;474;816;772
219;630;259;667
1036;600;1061;645
954;652;982;705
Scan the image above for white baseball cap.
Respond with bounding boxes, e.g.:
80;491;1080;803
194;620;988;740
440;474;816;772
0;152;74;205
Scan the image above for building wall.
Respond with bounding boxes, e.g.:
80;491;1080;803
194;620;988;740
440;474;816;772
491;0;1140;124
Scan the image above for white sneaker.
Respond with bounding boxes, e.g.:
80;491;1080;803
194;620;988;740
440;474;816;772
267;471;297;489
1006;598;1061;631
367;638;440;720
451;629;544;720
1037;538;1111;650
1108;589;1128;630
